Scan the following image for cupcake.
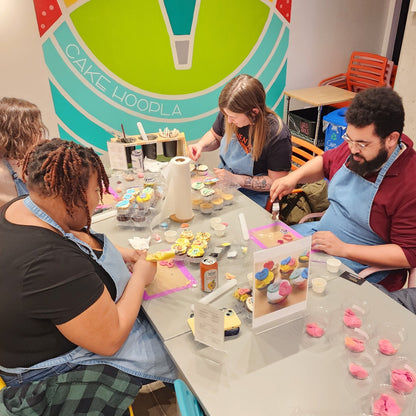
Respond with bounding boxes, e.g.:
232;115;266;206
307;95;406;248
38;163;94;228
255;267;274;290
197;164;208;176
289;267;309;288
222;193;234;205
233;288;252;303
131;210;146;225
192;198;202;210
245;296;254;312
195;232;211;242
191;181;205;191
200;202;213;214
175;238;192;248
192;238;208;249
186;246;205;263
203;176;218;186
180;229;194;241
171;243;187;261
116;200;131;222
211;197;224;210
279;256;297;279
298;251;310;267
200;187;215;201
136;187;154;212
267;280;292;304
144;176;156;187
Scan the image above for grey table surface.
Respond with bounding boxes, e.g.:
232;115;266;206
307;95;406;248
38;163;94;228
93;189;416;416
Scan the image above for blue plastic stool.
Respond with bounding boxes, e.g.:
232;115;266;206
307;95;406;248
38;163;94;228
174;379;204;416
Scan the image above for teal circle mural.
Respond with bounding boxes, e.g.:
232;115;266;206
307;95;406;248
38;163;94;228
33;0;291;153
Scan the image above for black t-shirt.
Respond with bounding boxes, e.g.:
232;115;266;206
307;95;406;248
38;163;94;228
212;112;292;175
0;197;116;368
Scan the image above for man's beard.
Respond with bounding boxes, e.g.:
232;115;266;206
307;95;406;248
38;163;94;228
348;147;388;176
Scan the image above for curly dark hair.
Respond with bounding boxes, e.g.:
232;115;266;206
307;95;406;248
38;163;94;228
345;87;404;139
22;138;109;229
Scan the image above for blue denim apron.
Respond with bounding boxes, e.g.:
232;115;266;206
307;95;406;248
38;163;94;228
0;196;176;385
293;144;401;283
3;159;28;196
218;134;269;207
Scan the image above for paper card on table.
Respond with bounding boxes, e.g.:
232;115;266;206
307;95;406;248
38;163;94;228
194;303;224;350
107;141;128;170
252;236;311;331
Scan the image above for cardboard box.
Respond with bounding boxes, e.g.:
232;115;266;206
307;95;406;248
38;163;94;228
288;107;333;149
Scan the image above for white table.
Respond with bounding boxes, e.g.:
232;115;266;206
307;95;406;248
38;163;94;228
92;190;273;341
93;191;416;415
164;257;416;415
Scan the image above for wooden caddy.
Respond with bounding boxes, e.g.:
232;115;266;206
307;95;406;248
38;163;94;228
109;132;188;156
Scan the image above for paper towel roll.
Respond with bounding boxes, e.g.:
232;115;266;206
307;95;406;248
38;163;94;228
155;156;194;224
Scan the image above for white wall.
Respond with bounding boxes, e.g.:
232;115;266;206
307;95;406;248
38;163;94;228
286;0;392;90
0;0;400;142
394;8;416;142
0;0;58;137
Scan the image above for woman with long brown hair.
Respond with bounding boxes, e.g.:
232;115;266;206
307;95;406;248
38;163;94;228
189;74;292;207
0;97;47;206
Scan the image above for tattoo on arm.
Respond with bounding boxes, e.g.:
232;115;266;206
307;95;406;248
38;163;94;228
202;138;220;152
242;175;272;191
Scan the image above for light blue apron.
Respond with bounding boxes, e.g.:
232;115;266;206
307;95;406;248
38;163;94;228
0;196;176;385
3;159;28;196
218;134;270;207
293;144;401;283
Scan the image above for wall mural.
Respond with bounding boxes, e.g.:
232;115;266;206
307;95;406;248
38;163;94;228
33;0;292;153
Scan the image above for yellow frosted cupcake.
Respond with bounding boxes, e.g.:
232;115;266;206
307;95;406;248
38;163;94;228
187;246;205;263
180;229;194;241
279;257;297;279
175;238;191;248
212;197;224;210
222;193;234;205
195;232;211;242
255;268;274;290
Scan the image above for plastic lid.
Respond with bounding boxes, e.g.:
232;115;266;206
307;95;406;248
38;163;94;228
323;107;348;126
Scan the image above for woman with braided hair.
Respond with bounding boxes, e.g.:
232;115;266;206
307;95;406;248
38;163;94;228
0;97;48;207
0;139;176;389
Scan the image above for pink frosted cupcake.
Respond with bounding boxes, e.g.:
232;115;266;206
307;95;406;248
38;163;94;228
267;280;292;304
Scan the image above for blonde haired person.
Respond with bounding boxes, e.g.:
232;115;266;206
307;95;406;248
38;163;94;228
189;74;291;208
0;97;47;207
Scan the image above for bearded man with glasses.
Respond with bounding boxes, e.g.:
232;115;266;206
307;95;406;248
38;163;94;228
270;87;416;291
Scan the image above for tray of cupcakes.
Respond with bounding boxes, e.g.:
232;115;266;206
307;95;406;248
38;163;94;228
115;179;165;228
189;169;238;214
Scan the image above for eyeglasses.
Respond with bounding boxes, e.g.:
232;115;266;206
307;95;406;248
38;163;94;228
342;133;370;149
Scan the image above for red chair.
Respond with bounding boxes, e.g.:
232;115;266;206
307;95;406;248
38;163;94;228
319;51;389;108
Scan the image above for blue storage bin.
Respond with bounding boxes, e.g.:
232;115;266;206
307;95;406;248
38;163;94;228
323;107;348;151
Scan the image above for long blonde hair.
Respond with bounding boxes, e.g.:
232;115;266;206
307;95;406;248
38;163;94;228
0;97;48;160
218;74;283;161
